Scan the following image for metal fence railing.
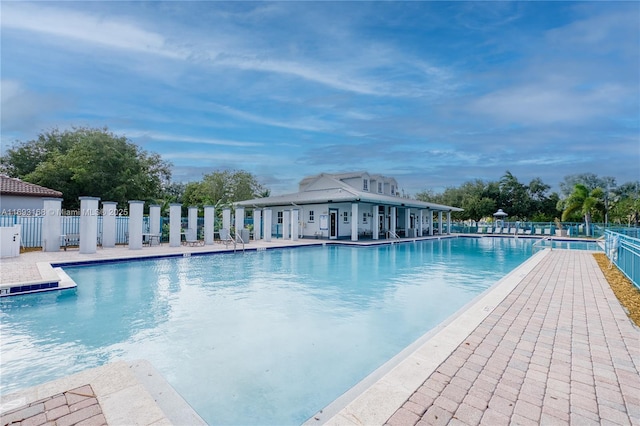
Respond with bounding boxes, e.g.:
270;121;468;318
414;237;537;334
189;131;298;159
0;215;150;248
450;221;639;239
605;230;640;290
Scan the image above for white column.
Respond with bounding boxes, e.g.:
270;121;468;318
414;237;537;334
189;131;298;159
390;207;397;236
372;205;379;240
351;203;359;241
79;197;100;254
169;203;182;247
291;209;299;241
204;205;215;245
419;210;424;237
43;198;63;252
447;211;452;235
235;207;245;238
253;209;262;241
222;208;231;233
264;209;272;242
149;205;161;245
102;201;117;248
188;207;198;241
128;201;144;250
438;211;443;235
428;210;433;236
405;208;411;237
282;210;290;239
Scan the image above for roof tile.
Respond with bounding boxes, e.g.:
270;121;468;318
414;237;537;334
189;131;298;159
0;175;63;197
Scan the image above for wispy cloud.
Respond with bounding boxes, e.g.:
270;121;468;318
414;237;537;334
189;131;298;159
1;2;186;59
121;130;263;148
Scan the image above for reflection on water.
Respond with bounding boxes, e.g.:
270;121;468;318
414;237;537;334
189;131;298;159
0;237;533;425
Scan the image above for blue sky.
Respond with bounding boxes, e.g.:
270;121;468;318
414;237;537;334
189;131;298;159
1;1;638;196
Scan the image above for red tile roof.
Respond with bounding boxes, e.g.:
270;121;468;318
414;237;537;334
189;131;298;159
0;175;63;197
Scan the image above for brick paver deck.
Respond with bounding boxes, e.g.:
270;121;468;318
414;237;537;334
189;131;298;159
386;250;640;426
1;385;106;426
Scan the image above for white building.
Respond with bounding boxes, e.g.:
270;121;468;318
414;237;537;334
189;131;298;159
236;172;462;241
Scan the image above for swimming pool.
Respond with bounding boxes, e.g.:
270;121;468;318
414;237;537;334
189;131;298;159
1;237;535;425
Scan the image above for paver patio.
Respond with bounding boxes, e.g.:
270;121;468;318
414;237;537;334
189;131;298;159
385;250;640;426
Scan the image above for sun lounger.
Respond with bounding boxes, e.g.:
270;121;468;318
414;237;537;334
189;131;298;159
535;228;542;235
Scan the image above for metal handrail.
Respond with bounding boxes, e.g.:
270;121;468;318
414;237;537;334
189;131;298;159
532;236;552;254
233;232;245;252
387;230;400;240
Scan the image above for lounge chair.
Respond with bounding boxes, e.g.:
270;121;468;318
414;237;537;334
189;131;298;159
535;228;542;235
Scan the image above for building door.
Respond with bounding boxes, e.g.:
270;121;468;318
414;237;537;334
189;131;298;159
329;209;338;239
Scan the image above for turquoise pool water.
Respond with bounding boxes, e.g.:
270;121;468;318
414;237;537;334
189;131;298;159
1;237;535;425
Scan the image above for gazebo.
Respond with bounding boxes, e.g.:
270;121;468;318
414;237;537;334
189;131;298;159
493;209;508;227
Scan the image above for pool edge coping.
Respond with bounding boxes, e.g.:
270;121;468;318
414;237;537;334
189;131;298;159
0;359;206;426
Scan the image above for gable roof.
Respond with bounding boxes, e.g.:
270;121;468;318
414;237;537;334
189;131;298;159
237;173;462;212
0;175;63;198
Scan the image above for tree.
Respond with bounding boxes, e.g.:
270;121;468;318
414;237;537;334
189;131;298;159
561;184;604;236
0;127;172;209
182;169;268;208
499;171;531;220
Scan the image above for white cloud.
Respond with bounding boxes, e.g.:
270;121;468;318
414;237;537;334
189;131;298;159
1;3;186;59
122;130;262;147
209;104;333;132
0;80;62;132
469;83;627;125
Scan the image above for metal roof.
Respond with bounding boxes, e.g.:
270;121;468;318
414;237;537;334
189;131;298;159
236;187;462;212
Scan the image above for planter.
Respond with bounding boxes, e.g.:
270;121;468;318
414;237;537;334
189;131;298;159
555;229;568;237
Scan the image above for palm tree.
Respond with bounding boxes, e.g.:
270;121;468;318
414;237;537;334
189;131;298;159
561;184;604;237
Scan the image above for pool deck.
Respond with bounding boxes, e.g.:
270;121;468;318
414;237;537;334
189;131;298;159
1;237;638;425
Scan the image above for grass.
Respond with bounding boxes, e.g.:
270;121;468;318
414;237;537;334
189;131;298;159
594;253;640;327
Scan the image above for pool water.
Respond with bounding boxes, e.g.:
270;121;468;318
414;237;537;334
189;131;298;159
1;237;535;425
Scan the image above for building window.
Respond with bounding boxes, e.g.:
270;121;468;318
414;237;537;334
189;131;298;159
363;179;369;191
378;182;383;193
343;211;349;224
391;185;396;196
362;212;368;224
308;210;315;222
277;211;283;224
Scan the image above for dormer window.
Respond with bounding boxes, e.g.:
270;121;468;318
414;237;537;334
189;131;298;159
363;179;369;191
391;185;395;196
378;182;383;193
